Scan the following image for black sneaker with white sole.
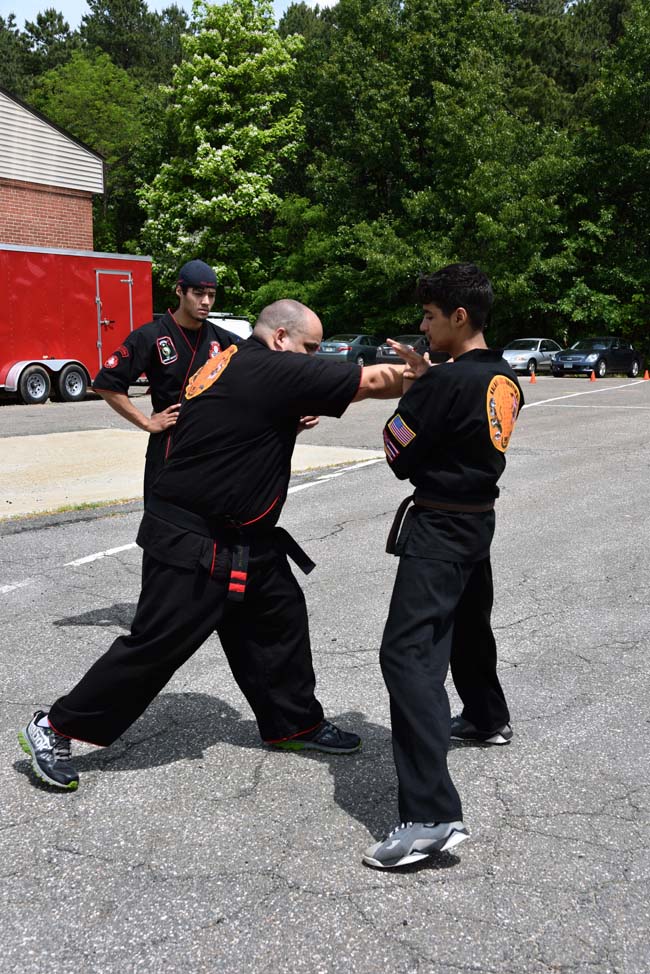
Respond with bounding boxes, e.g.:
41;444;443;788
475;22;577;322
450;715;513;745
363;820;469;869
269;720;361;754
18;712;79;790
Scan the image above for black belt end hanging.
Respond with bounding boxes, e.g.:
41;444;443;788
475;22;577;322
227;544;250;601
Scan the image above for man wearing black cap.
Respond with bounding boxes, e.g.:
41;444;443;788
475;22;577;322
93;259;238;501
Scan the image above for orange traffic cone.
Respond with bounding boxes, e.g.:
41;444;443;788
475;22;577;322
529;371;537;384
644;369;649;380
590;370;596;382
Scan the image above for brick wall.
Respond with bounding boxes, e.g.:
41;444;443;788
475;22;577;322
0;177;94;249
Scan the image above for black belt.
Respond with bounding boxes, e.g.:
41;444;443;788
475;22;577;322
147;495;315;601
386;493;495;554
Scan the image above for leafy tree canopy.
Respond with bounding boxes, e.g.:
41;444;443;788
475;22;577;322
139;0;305;300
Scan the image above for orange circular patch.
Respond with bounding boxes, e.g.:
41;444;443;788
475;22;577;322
486;375;520;452
185;344;238;399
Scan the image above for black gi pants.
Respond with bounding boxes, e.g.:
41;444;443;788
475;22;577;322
48;514;324;747
380;512;509;823
143;433;167;504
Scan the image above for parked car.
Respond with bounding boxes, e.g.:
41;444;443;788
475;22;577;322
376;334;450;365
551;337;641;378
315;334;380;365
376;334;427;364
501;338;564;374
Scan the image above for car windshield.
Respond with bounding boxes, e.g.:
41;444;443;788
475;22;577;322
570;339;610;351
326;335;358;342
505;340;538;350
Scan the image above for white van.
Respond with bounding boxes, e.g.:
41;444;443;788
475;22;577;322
207;312;252;341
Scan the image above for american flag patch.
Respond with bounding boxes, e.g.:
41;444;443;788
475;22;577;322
387;414;416;447
383;430;399;462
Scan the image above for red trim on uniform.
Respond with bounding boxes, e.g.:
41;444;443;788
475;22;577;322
240;494;280;527
47;716;106;748
210;542;217;576
264;720;324;745
169;309;204;401
228;582;246;593
230;570;247;581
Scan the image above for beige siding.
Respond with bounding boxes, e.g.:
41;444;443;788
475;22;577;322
0;91;104;194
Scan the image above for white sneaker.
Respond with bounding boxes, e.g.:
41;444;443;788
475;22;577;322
363;820;468;869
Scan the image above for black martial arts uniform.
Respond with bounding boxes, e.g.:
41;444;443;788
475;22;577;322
93;311;238;500
380;349;524;823
48;337;361;747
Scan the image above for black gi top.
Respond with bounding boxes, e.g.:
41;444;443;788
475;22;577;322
93;310;238;412
383;348;524;561
151;336;362;527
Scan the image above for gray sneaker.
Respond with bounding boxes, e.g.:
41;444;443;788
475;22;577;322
269;720;361;754
363;820;468;869
450;715;513;745
18;712;79;790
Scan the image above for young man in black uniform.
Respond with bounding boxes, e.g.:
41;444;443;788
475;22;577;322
363;263;524;869
19;300;406;791
93;259;238;501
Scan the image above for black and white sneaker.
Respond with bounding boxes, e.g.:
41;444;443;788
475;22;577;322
18;712;79;790
450;715;513;745
270;720;361;754
363;821;469;869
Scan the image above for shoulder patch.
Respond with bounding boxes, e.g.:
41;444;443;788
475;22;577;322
185;345;239;399
104;354;119;369
208;341;221;358
487;375;520;452
157;336;178;365
387;413;416;447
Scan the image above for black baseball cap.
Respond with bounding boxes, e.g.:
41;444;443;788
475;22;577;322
177;259;217;289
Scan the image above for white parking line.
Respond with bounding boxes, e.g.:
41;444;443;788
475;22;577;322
64;543;137;567
288;457;382;494
2;460;384;595
523;379;646;409
0;578;34;595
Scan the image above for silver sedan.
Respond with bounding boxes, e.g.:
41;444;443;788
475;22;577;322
502;338;564;374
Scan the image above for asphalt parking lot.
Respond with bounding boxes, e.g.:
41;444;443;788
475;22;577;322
1;376;649;973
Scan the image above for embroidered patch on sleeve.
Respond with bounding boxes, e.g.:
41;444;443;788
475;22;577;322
387;413;416;447
104;354;119;369
185;344;239;399
116;344;129;359
383;429;400;462
486;375;521;452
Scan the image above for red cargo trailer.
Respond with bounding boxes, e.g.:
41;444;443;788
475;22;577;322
0;243;152;404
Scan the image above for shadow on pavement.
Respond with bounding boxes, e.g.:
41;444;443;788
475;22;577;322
14;691;465;871
53;603;136;630
49;692;398;838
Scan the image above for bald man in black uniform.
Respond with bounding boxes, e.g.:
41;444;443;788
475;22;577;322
19;300;406;791
93;259;238;501
364;263;524;869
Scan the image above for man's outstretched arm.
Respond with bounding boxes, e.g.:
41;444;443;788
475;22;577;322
351;364;406;402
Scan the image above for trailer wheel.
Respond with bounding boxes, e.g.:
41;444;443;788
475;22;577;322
18;366;51;405
54;365;88;403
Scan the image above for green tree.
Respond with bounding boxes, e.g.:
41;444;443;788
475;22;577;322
559;0;650;350
80;0;189;83
0;13;30;97
139;0;304;301
29;50;148;250
260;0;580;342
23;10;79;77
